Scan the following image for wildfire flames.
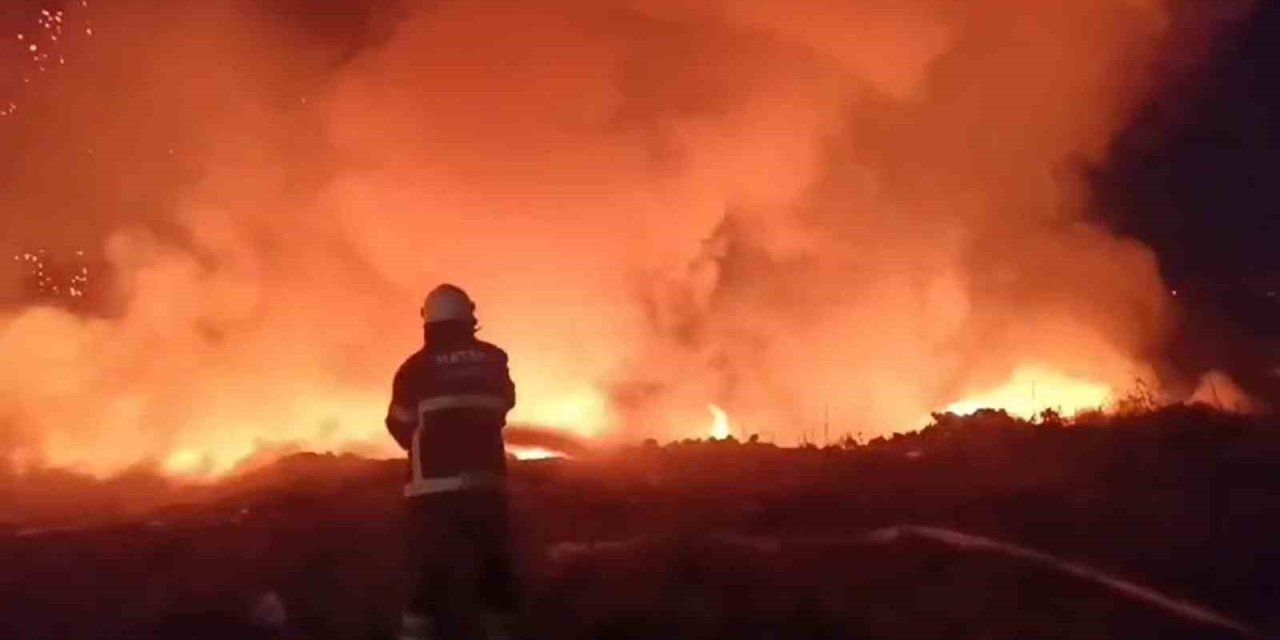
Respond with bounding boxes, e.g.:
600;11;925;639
709;405;733;440
943;367;1114;420
0;0;1249;480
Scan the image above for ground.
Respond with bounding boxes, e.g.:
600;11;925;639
0;405;1276;639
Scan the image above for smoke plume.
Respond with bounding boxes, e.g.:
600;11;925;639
0;0;1236;475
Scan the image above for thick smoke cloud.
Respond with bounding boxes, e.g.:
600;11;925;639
0;0;1229;475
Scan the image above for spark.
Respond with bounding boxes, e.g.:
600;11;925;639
4;4;94;115
14;248;94;301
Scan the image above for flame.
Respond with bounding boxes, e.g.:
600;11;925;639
514;388;609;439
943;366;1114;419
708;404;733;440
157;431;568;480
507;446;565;461
162;448;213;478
0;0;1216;482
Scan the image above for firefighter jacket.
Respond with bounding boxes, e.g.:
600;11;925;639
386;325;516;498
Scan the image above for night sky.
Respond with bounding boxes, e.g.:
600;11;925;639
1103;1;1278;295
1096;0;1280;399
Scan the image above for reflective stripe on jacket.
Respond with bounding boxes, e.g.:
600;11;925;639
386;329;515;497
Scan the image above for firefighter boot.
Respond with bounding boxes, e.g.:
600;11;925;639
399;611;438;640
481;611;519;640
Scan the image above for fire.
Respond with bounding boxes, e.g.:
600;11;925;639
514;388;609;439
943;366;1114;419
507;446;564;461
0;0;1226;483
163;448;212;478
158;432;569;480
708;405;733;440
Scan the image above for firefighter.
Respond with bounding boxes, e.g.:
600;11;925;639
386;284;519;640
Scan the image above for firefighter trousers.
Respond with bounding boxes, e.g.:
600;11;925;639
403;487;519;638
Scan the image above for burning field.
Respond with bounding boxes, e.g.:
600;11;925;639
2;406;1278;639
1;0;1278;637
0;0;1266;478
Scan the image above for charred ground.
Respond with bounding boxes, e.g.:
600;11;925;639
1;405;1277;640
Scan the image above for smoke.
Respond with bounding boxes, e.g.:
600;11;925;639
0;0;1239;475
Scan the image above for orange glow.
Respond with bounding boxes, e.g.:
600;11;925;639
162;448;214;478
709;405;732;440
943;366;1114;419
512;387;609;439
507;446;565;461
2;0;1234;481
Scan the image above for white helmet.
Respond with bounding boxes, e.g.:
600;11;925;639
421;284;476;324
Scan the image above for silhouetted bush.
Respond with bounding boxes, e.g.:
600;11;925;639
1;406;1275;639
